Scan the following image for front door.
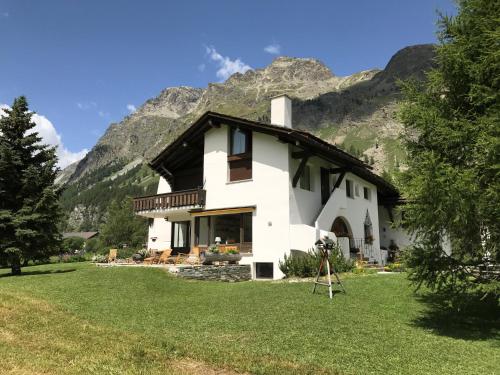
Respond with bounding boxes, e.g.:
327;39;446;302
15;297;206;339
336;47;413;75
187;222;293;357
320;167;330;205
171;221;191;254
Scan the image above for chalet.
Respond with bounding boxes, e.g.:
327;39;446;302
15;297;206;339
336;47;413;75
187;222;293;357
133;95;409;279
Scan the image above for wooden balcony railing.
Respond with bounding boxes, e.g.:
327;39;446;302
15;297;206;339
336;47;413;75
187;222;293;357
133;188;206;212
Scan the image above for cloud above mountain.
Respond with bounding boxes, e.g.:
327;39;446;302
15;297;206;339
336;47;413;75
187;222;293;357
264;43;281;55
205;46;252;81
0;104;88;169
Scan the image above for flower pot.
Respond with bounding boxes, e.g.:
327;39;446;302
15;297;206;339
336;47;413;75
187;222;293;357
201;252;242;265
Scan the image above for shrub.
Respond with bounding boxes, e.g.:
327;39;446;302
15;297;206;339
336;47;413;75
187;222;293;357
91;254;107;263
62;237;85;253
60;254;86;263
384;262;405;272
279;247;354;278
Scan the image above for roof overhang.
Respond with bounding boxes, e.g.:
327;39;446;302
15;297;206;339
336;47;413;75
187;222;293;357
149;111;400;200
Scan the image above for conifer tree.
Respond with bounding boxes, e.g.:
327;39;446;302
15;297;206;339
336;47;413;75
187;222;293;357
399;0;499;297
0;97;62;274
99;197;147;249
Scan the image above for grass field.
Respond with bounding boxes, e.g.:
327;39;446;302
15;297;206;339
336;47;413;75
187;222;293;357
0;263;498;374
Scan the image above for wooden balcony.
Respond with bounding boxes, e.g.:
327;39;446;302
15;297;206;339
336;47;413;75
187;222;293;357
133;188;206;213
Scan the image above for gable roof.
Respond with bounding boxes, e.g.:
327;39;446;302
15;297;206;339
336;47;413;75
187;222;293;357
149;111;399;201
62;232;99;240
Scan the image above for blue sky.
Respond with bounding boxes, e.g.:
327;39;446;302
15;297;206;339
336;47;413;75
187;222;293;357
0;0;456;167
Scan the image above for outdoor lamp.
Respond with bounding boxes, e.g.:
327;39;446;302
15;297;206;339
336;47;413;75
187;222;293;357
215;236;222;244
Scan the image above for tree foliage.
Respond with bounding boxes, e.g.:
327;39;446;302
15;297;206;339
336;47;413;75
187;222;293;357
0;97;62;274
398;0;499;297
98;197;147;249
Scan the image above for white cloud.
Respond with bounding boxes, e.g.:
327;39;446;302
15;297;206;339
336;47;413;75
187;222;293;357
205;46;252;81
0;104;88;169
264;43;281;55
126;104;137;113
98;110;110;118
197;63;206;72
76;101;96;110
0;12;8;18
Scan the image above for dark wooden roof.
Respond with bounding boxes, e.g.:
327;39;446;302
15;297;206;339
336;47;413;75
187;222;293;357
62;232;99;240
149;111;400;200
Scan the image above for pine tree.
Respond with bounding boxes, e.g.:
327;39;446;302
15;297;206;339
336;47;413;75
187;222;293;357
0;97;62;274
399;0;499;297
99;197;147;249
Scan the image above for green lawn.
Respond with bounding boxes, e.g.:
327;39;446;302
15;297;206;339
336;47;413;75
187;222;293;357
0;263;498;375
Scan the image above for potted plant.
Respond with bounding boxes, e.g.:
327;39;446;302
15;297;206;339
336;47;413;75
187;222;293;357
201;245;242;265
365;234;374;245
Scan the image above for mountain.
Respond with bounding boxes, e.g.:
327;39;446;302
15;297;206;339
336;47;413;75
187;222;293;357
59;44;436;231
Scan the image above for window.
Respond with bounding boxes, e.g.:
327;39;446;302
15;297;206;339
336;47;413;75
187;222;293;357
195;213;253;253
299;165;312;191
346;179;353;198
230;128;251;155
255;262;274;279
355;184;360;197
228;128;252;181
171;221;191;252
363;187;371;201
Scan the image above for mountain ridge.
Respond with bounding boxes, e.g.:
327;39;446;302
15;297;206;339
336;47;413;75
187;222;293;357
59;44;436;230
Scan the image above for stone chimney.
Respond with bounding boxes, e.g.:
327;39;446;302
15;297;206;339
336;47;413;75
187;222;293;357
271;94;292;128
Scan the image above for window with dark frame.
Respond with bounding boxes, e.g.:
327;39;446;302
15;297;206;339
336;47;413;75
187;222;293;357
299;165;311;191
363;187;371;200
228;127;252;181
194;212;253;253
346;179;353;198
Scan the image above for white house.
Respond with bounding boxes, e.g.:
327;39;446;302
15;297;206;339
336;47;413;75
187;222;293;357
133;95;409;279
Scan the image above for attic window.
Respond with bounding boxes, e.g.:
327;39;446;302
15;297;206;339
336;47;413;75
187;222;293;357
228;128;252;181
346;179;354;198
299;165;312;191
230;128;251;155
364;187;371;201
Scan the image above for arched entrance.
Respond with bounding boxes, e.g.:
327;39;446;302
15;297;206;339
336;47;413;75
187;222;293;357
331;217;353;259
331;217;352;238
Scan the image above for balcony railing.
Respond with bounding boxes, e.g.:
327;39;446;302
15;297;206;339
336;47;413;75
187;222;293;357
133;188;206;213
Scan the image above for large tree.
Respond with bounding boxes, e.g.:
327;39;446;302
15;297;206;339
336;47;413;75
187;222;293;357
0;97;62;274
98;197;147;249
399;0;499;297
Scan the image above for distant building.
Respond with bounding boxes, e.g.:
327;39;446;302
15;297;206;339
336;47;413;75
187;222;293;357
62;232;99;240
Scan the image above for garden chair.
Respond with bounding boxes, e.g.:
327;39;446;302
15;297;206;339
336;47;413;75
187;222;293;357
175;247;202;265
107;249;118;263
143;250;160;265
157;249;174;265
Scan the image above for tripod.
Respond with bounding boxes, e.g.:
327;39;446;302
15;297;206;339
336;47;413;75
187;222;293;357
312;238;346;299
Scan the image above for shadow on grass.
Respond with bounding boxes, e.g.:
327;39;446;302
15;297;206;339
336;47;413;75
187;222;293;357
0;268;76;278
412;292;500;341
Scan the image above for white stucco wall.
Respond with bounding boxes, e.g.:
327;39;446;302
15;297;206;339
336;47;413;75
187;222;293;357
147;177;172;250
203;125;291;278
378;206;413;250
287;149;381;261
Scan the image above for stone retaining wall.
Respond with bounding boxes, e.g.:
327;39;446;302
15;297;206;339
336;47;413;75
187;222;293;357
175;265;251;282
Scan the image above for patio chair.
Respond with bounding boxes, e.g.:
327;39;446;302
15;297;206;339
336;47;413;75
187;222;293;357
107;249;118;263
157;249;174;265
175;247;202;265
143;250;160;265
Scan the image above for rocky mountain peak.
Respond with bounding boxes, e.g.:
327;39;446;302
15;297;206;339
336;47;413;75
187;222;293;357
134;86;205;119
376;44;436;82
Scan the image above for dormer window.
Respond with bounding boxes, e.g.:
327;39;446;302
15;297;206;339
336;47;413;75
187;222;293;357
228;127;252;181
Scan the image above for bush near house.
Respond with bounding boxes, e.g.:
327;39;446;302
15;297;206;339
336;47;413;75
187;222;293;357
279;248;354;277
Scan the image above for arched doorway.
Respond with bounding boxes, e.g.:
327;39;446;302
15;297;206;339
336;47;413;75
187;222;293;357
331;217;353;259
331;217;352;238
